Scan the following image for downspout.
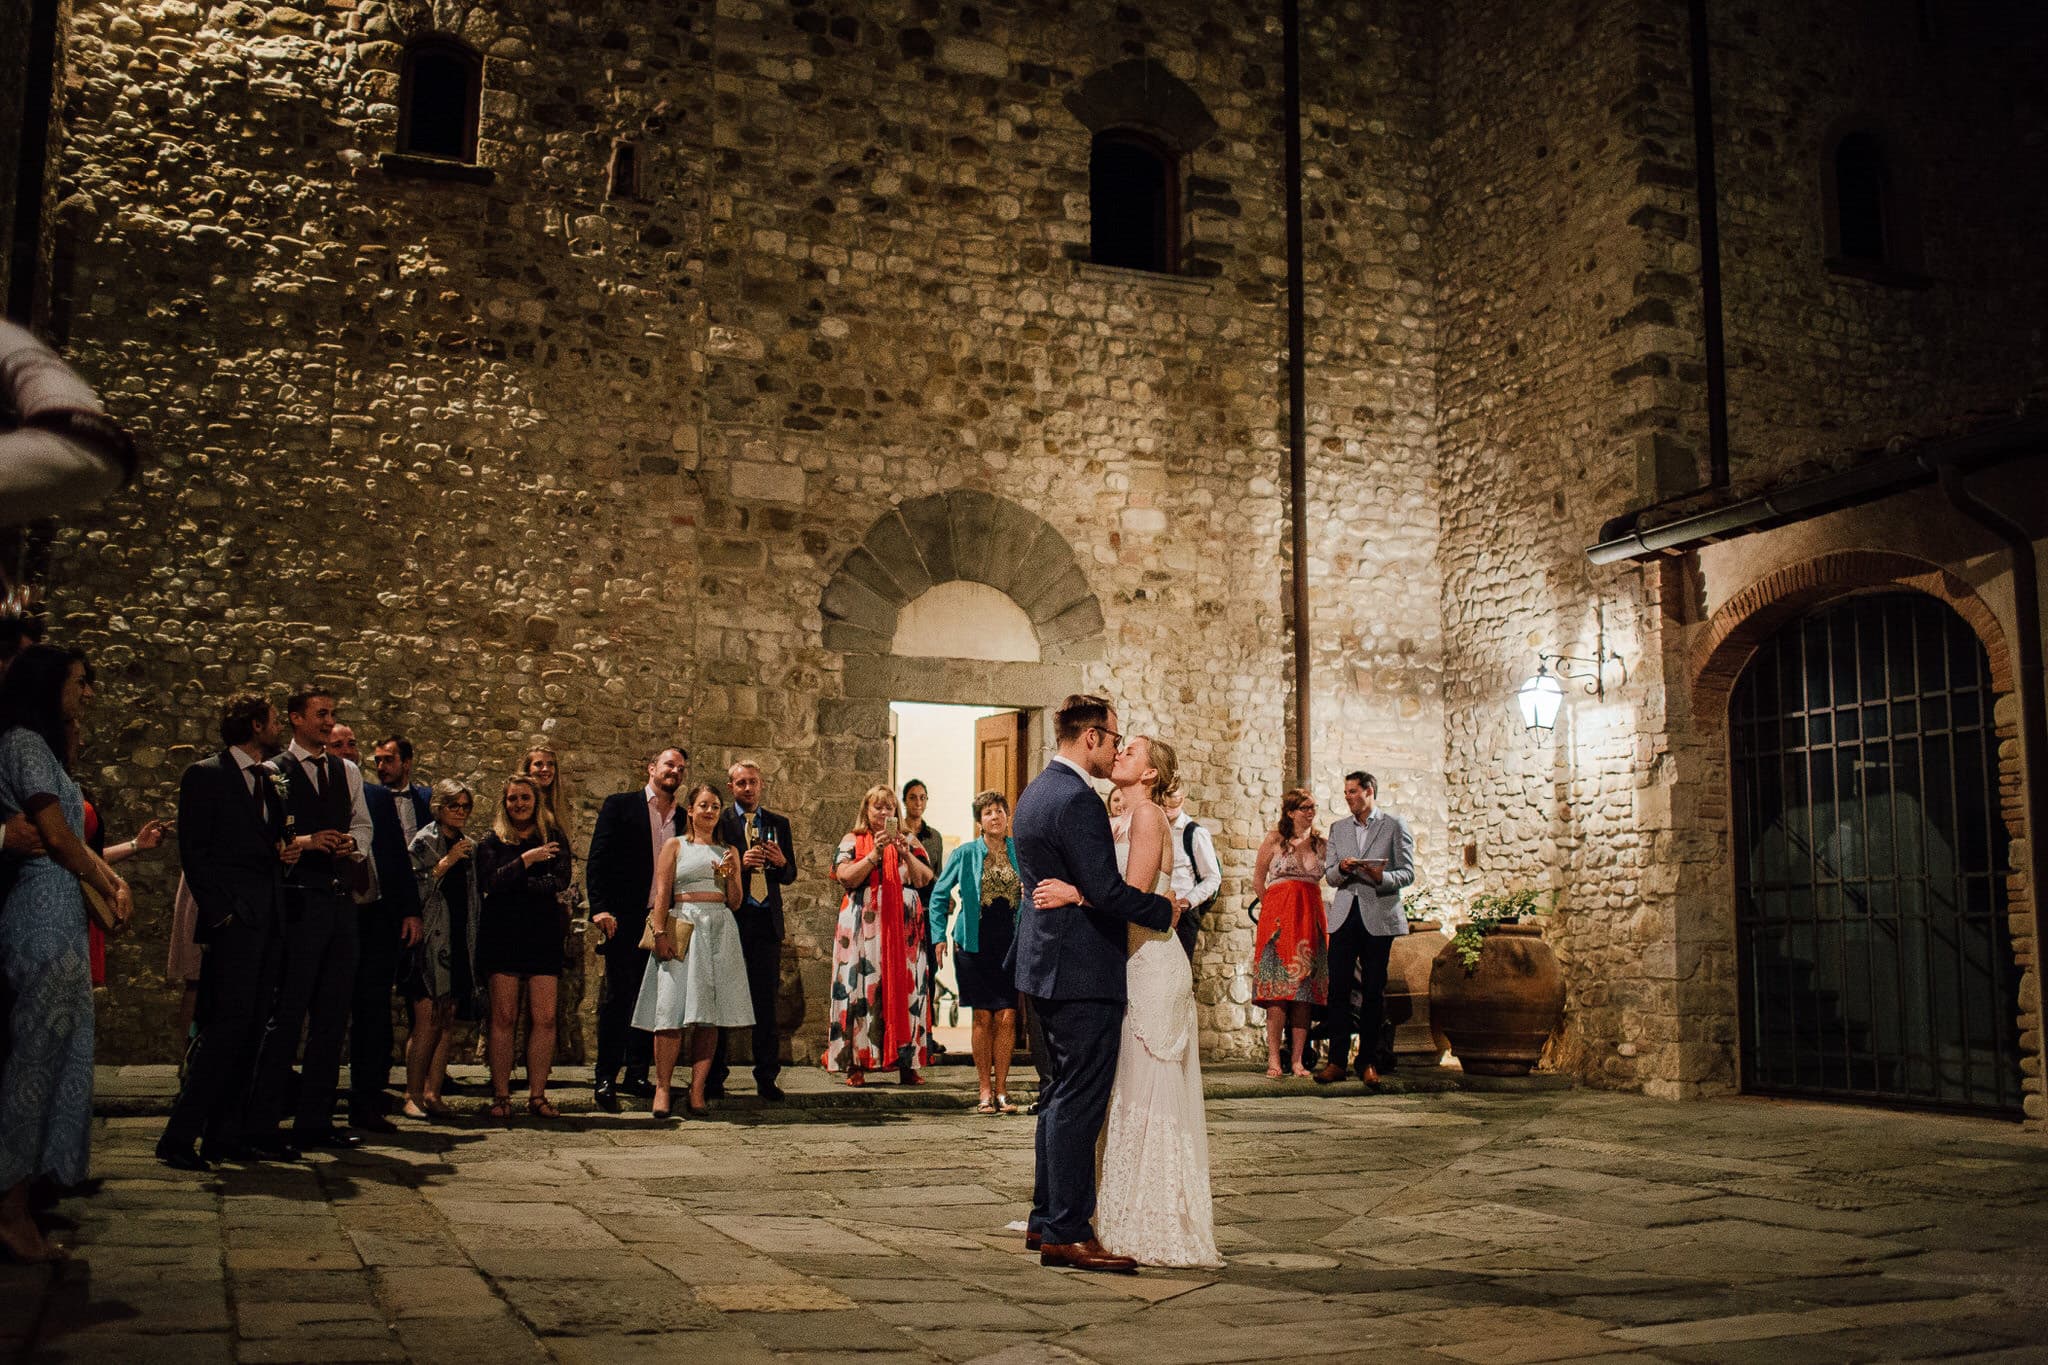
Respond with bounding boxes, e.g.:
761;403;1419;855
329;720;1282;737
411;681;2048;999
1686;0;1729;488
1933;461;2048;1029
1281;0;1311;786
7;0;62;325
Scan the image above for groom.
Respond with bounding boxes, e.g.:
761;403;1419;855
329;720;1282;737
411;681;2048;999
1012;693;1177;1272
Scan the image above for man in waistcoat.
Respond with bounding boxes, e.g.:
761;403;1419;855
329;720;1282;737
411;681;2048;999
248;685;375;1151
709;760;795;1101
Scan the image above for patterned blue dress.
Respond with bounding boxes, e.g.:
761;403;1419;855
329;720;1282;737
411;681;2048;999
0;727;93;1189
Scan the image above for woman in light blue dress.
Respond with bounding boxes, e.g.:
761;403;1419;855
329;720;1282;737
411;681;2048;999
633;782;749;1119
0;646;131;1262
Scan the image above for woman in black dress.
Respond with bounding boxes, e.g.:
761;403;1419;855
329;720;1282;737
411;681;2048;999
474;775;572;1121
928;791;1023;1114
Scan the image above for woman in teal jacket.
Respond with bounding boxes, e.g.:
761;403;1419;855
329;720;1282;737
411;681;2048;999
929;791;1022;1114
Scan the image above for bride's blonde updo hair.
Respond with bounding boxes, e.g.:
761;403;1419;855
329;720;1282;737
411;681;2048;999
1135;735;1178;803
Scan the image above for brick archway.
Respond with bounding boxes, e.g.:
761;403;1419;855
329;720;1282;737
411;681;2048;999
1689;549;2015;721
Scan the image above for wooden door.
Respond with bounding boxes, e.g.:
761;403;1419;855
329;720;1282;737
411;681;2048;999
975;709;1027;809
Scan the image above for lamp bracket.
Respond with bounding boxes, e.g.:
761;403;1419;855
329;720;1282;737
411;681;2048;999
1535;650;1626;700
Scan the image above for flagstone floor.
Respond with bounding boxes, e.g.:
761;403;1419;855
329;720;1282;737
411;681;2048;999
7;1086;2048;1363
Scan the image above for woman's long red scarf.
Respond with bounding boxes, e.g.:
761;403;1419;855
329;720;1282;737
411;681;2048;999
856;830;913;1063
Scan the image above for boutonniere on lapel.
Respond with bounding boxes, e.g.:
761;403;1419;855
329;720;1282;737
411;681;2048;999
266;768;297;839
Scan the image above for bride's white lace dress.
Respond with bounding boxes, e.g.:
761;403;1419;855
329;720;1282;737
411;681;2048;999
1095;817;1223;1268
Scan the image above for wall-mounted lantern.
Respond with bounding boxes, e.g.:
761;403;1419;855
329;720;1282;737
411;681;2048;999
1516;648;1626;734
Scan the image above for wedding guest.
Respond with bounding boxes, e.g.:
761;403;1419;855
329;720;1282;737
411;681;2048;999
373;737;431;841
474;775;572;1120
325;722;361;767
929;791;1022;1114
825;785;935;1085
634;782;748;1118
1106;786;1127;819
349;738;427;1133
901;778;944;868
1320;770;1416;1086
710;760;794;1102
1163;783;1221;960
0;646;130;1257
1252;788;1329;1079
401;779;481;1120
156;691;292;1171
586;746;687;1112
250;686;374;1151
84;802;170;986
522;744;574;843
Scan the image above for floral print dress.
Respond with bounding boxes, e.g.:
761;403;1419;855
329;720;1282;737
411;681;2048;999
824;832;933;1073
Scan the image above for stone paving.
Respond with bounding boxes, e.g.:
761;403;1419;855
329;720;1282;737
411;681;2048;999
7;1083;2048;1363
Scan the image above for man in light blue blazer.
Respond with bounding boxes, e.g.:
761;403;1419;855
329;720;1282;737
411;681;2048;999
1010;694;1175;1273
1320;770;1415;1085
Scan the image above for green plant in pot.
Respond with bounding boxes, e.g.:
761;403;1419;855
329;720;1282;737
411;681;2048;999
1450;887;1552;970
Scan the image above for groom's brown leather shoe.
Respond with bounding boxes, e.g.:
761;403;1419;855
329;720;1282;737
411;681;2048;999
1313;1062;1348;1085
1040;1237;1138;1273
1025;1231;1043;1251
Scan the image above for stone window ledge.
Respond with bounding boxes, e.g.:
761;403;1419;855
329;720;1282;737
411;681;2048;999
1069;260;1214;296
1824;257;1932;290
379;153;496;186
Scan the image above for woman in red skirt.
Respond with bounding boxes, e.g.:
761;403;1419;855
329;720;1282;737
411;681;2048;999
1252;788;1329;1078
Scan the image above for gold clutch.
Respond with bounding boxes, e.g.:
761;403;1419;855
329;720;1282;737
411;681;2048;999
637;915;695;960
83;881;122;935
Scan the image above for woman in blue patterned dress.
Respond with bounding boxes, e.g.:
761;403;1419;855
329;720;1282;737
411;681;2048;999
0;646;131;1262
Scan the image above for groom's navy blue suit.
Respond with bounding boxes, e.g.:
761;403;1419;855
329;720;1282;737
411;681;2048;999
1012;757;1175;1245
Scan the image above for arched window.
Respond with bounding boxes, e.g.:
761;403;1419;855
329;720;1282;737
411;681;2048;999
1089;130;1178;274
1822;124;1923;283
396;36;483;163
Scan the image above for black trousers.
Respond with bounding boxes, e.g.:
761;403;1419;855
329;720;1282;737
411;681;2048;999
709;910;782;1090
1326;915;1395;1074
252;892;359;1132
349;904;400;1111
594;935;653;1084
162;912;283;1148
1027;995;1120;1245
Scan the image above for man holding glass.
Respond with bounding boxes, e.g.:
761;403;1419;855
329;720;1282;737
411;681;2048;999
711;760;795;1101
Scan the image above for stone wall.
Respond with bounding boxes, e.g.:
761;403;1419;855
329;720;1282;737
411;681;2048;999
47;0;1447;1065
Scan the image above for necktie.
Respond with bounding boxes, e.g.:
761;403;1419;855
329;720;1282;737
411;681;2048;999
305;754;325;798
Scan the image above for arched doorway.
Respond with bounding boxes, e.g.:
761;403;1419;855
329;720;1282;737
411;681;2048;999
1730;591;2024;1116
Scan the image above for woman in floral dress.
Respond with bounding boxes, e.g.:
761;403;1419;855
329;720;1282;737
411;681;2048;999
824;784;935;1084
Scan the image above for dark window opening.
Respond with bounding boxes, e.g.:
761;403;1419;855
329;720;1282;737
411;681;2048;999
608;141;640;200
397;38;483;163
1834;131;1888;264
1089;131;1177;273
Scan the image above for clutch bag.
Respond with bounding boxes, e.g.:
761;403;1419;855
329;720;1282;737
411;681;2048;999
82;880;121;935
637;914;695;961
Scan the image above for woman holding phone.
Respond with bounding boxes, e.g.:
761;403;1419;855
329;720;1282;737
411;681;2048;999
474;775;572;1121
824;784;935;1085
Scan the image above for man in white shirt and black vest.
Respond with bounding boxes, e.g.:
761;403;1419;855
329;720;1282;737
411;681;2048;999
248;685;375;1152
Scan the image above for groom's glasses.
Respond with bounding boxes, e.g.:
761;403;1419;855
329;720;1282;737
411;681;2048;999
1088;724;1124;750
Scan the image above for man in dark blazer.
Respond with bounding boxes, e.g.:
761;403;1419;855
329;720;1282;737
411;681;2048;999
156;692;295;1170
586;745;688;1111
710;760;795;1101
1011;694;1175;1273
349;757;428;1132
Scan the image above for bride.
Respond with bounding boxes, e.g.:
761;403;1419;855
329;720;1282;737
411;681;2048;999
1033;735;1222;1269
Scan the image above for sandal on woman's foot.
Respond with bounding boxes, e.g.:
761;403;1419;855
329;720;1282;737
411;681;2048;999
487;1097;513;1122
422;1098;456;1117
527;1098;560;1120
1265;1065;1284;1079
899;1070;926;1086
1291;1066;1314;1079
995;1094;1020;1114
975;1098;998;1115
844;1070;865;1087
401;1099;430;1121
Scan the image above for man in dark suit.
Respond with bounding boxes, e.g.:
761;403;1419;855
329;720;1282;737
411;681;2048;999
347;735;429;1132
1011;694;1175;1273
586;745;688;1112
249;686;375;1151
709;760;795;1101
156;692;296;1170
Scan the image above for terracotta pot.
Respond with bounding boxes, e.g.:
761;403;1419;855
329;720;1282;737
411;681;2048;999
1386;919;1449;1065
1428;921;1564;1077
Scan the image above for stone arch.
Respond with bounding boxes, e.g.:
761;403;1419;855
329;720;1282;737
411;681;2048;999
820;491;1104;668
1690;549;2014;721
1063;58;1219;156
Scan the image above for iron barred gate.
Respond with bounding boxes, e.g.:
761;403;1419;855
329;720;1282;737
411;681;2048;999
1729;591;2024;1116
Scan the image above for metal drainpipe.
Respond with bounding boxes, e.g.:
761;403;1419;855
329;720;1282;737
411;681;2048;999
1686;0;1729;488
1281;0;1311;786
6;0;62;325
1935;461;2048;1028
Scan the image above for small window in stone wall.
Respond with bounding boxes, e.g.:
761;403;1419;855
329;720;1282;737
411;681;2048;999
1089;130;1179;274
397;36;483;163
1821;126;1925;285
608;140;640;200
